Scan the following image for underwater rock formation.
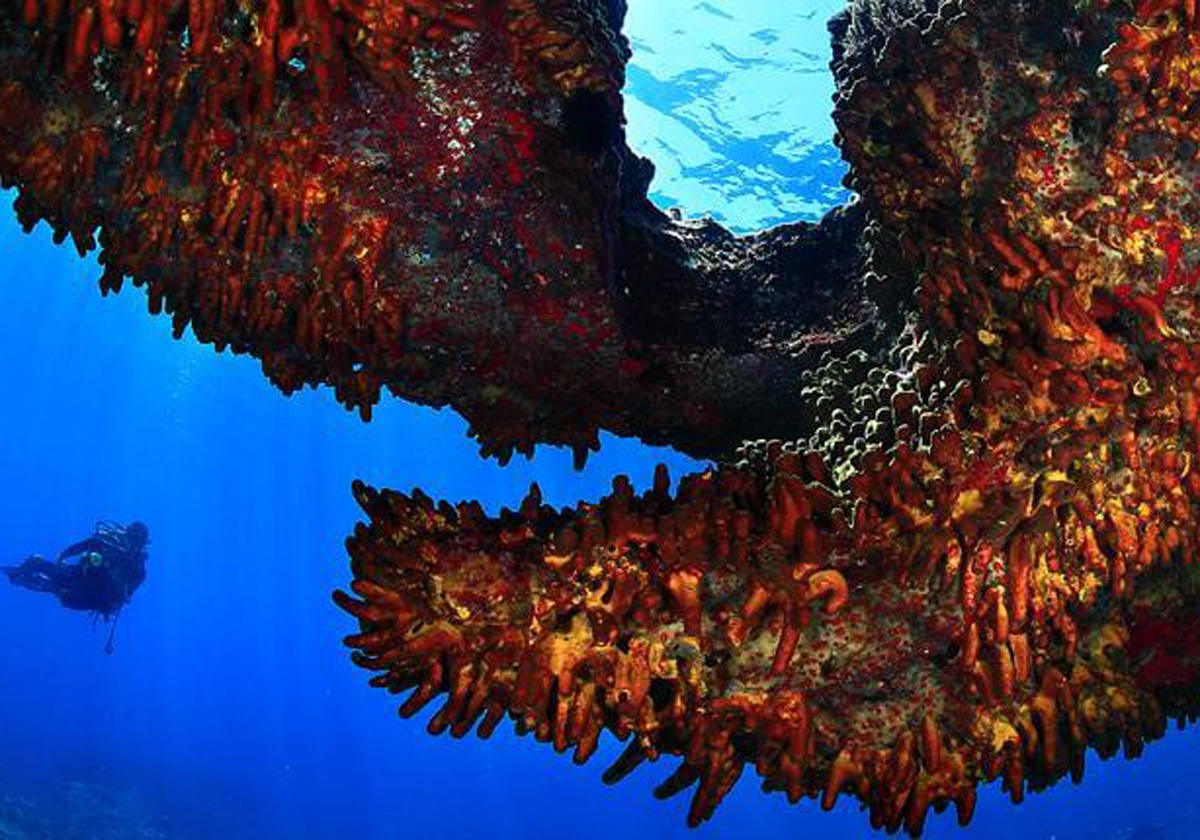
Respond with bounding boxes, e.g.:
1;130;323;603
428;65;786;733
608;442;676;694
4;0;1200;833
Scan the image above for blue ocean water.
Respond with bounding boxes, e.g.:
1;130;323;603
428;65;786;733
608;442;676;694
0;3;1197;839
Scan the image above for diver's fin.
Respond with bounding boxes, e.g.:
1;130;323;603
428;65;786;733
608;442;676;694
3;557;64;593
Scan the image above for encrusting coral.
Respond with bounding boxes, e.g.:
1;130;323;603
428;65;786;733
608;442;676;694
4;0;1200;833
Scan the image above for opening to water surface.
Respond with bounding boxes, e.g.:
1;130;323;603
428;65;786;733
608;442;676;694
623;1;850;233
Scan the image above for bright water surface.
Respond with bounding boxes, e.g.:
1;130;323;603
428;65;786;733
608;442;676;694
1;2;1198;838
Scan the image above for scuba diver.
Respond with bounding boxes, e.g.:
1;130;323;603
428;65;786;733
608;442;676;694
2;520;151;652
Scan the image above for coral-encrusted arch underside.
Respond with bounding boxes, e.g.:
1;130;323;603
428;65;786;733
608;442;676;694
5;0;1200;833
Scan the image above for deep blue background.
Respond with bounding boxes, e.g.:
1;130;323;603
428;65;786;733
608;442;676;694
1;2;1198;838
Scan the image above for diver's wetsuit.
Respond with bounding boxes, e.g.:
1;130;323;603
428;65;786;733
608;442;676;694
2;521;150;617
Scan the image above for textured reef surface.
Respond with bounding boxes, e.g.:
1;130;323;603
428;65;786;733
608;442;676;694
4;0;1200;833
